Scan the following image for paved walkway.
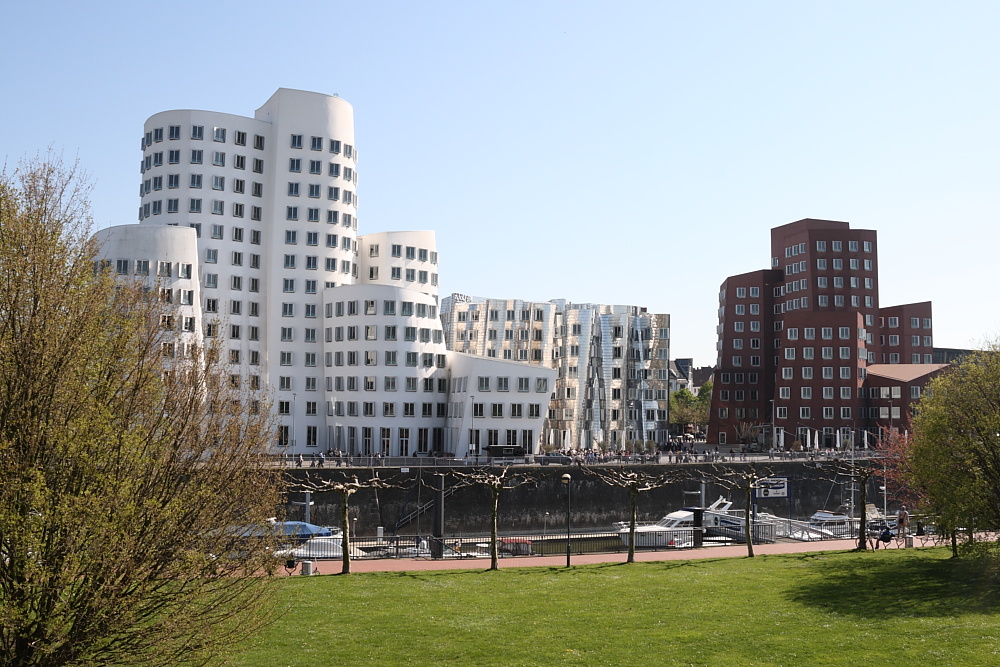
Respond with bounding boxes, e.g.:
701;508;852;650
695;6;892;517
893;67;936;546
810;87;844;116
283;536;931;576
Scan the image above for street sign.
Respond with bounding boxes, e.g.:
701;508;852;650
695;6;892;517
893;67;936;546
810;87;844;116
755;477;789;499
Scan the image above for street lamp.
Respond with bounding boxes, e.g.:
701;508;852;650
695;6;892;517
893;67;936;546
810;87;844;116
769;399;776;451
543;511;550;543
470;394;477;463
562;473;572;567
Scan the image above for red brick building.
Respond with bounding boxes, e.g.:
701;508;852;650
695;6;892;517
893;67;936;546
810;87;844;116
708;218;941;449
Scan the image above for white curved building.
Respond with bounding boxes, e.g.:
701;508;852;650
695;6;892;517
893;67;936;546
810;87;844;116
96;89;556;457
92;224;203;364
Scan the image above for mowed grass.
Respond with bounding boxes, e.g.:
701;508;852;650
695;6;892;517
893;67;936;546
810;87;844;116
225;547;1000;666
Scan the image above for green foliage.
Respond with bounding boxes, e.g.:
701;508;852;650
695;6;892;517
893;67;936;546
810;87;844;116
908;344;1000;550
670;387;709;429
227;548;1000;666
0;156;283;666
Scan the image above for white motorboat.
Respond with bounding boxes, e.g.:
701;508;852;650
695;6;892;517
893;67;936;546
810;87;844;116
274;534;366;560
808;504;863;538
616;497;744;548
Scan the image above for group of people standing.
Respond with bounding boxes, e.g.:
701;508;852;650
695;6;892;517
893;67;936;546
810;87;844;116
294;450;347;468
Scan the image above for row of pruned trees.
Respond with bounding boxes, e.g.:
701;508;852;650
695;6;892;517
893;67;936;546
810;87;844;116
290;456;902;571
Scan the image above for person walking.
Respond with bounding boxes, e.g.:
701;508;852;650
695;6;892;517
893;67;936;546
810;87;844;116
897;505;910;538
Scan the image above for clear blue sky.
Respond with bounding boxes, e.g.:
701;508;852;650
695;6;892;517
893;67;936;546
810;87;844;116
4;1;999;366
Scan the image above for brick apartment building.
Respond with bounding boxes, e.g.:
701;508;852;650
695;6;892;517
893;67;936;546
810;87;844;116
708;219;946;449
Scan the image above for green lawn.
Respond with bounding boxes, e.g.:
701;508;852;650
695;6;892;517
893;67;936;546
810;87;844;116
225;547;1000;666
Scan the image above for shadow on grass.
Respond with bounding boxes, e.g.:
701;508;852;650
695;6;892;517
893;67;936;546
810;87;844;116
784;548;1000;619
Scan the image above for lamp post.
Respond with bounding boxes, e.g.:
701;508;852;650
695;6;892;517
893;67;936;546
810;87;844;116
562;473;572;567
769;398;776;451
888;401;894;442
543;511;549;543
470;394;476;463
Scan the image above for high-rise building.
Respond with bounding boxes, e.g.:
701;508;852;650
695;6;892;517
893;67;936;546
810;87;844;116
97;88;557;457
441;296;671;451
708;218;946;448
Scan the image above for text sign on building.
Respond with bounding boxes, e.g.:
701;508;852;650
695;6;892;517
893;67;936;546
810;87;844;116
755;477;789;499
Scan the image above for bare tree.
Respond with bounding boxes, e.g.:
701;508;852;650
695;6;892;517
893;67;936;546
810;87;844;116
734;421;765;448
703;464;775;557
448;467;534;570
291;473;401;574
818;458;883;551
586;467;682;562
0;155;283;667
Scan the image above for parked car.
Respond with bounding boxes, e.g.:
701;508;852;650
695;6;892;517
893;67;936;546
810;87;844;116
536;454;573;465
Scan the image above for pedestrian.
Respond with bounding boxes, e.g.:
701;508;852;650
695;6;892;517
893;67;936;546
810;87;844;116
897;505;910;537
296;454;303;468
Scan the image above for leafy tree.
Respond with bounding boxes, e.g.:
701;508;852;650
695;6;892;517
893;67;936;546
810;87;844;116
0;156;282;666
670;383;713;435
907;345;1000;556
697;380;713;414
669;388;700;432
586;467;681;562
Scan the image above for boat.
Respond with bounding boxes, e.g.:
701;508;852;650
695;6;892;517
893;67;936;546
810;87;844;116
807;503;889;538
616;497;766;547
274;533;367;560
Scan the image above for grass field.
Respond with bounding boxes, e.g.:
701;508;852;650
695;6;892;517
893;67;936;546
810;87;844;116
225;547;1000;666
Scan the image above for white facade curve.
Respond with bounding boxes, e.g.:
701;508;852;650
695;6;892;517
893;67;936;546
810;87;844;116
447;353;559;459
356;231;440;295
92;224;203;364
321;282;448;455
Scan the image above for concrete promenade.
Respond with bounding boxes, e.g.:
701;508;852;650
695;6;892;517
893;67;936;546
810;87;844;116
282;536;930;576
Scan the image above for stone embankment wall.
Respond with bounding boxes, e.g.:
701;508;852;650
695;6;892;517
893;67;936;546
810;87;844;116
285;462;894;536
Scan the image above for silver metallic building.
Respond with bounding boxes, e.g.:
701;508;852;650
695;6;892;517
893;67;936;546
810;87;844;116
442;295;671;451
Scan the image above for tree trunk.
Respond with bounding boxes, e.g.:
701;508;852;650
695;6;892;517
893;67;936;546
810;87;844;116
744;485;755;558
489;488;500;571
856;473;869;551
341;490;352;574
628;486;638;563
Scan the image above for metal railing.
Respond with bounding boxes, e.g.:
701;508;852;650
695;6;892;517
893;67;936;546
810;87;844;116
280;525;785;563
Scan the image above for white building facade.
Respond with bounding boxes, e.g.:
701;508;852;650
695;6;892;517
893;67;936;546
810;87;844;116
97;88;555;457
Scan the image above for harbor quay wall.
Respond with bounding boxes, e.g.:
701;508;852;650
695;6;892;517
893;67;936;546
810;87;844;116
283;462;894;536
